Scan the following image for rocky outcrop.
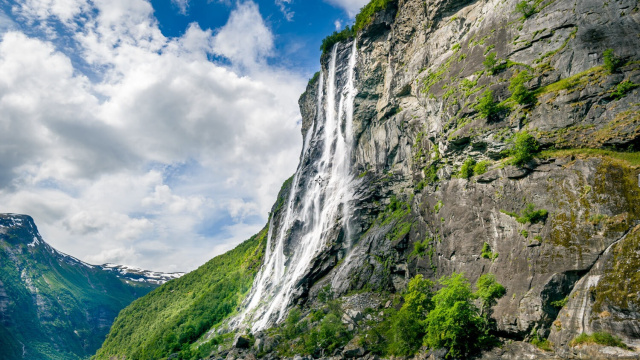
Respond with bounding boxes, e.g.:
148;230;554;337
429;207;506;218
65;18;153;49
290;0;640;356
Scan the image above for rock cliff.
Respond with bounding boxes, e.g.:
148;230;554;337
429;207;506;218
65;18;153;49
291;0;640;356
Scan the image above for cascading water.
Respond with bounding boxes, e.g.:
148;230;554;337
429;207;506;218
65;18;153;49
235;41;358;332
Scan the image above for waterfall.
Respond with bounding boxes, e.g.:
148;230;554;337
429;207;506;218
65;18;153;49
236;40;358;332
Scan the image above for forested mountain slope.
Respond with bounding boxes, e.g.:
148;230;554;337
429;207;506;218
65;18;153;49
0;214;170;360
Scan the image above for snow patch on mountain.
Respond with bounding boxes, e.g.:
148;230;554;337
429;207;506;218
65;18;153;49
100;263;185;285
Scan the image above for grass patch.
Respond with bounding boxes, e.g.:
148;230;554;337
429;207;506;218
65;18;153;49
473;160;490;175
509;70;534;105
612;80;639;99
515;1;537;18
588;213;608;224
531;331;553;351
320;27;354;54
483;52;498;74
320;0;398;54
308;71;320;86
535;66;604;96
550;297;568;308
538;149;640;167
387;221;413;242
459;158;476;179
420;57;455;95
508;131;539;166
475;90;501;118
569;332;629;349
378;196;412;227
604;49;624;73
501;203;548;224
434;200;444;214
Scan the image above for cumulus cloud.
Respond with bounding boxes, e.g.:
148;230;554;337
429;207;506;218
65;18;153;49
212;1;273;70
324;0;369;17
0;0;305;271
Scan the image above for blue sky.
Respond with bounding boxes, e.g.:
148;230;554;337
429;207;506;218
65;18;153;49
151;0;351;72
0;0;368;272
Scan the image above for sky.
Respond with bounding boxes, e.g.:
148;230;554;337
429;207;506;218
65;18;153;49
0;0;369;272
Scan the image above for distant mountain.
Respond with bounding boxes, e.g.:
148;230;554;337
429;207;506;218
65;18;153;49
99;263;184;285
0;213;182;360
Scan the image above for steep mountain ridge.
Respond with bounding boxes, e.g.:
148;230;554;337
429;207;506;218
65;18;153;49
0;213;177;360
96;0;640;358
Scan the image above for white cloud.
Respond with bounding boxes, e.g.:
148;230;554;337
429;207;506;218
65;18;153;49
324;0;369;17
172;0;190;15
212;1;273;70
275;0;294;21
0;0;305;272
13;0;89;28
334;19;342;30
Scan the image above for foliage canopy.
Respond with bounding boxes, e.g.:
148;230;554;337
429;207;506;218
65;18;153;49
475;90;500;118
320;0;396;54
603;49;624;73
509;131;539;166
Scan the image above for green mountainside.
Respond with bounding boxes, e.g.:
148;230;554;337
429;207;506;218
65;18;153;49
0;214;158;360
93;226;267;360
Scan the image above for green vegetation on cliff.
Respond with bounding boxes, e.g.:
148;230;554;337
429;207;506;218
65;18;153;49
501;203;548;224
320;27;354;54
508;131;539;166
475;90;500;118
570;332;629;349
603;49;624;74
354;0;395;31
273;273;505;358
539;149;640;166
320;0;397;54
274;305;351;357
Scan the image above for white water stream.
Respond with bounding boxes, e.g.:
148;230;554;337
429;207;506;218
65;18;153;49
235;41;358;332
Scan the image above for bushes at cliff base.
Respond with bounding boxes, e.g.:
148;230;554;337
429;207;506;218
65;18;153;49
360;273;505;358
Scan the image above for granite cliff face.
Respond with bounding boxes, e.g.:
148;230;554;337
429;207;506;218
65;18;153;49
282;0;640;356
